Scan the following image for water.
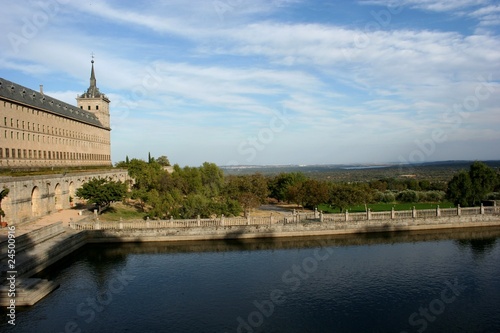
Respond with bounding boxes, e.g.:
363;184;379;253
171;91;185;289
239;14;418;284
2;228;500;333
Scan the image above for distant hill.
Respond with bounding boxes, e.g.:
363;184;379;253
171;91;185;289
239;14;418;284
220;160;500;182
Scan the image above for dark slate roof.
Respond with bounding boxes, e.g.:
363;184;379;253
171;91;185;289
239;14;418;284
0;77;106;129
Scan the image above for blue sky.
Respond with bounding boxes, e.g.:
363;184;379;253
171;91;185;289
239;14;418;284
1;0;499;166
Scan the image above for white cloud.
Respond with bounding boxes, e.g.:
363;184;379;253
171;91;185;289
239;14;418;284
0;0;498;165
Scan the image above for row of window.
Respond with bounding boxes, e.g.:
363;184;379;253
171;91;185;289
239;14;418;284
0;147;110;161
3;130;109;149
2;117;108;143
2;101;107;143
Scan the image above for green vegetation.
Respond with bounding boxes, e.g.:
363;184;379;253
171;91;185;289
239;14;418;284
76;177;128;214
98;203;146;221
446;161;500;206
75;160;498;220
318;202;455;213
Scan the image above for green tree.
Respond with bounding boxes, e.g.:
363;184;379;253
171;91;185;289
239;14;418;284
127;158;163;191
330;184;372;212
76;178;127;214
287;179;330;209
396;190;419;203
200;162;224;197
269;172;307;202
156;155;171;166
469;161;497;205
446;171;473;207
225;174;269;216
446;162;497;206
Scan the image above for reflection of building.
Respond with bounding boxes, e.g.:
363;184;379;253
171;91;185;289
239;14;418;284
0;60;111;170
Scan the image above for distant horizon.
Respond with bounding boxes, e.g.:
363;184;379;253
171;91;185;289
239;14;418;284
218;159;500;167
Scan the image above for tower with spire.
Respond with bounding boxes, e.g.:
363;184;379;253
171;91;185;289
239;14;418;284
76;57;111;128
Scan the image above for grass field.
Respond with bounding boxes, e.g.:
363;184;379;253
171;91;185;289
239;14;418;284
99;203;146;221
318;202;455;213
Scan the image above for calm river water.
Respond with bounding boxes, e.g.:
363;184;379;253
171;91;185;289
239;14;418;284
2;228;500;333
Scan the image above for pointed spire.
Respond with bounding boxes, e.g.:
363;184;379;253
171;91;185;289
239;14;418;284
81;54;101;98
90;58;96;89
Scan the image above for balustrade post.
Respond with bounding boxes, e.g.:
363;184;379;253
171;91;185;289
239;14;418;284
391;207;395;219
119;222;123;230
436;205;440;217
345;210;349;222
412;206;417;218
367;208;371;220
197;215;201;227
480;203;484;215
170;216;174;227
221;214;225;226
457;204;461;216
314;207;319;218
320;211;323;223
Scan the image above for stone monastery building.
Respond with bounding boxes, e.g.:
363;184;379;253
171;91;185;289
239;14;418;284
0;60;111;170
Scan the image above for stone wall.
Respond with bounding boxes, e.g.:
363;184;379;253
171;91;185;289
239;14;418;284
0;169;129;225
79;214;500;243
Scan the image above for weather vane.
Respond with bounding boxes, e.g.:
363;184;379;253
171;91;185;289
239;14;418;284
91;52;95;63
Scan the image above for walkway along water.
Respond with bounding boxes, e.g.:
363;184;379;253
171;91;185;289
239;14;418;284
1;205;500;306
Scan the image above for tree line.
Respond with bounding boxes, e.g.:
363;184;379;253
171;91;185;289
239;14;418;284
76;159;500;218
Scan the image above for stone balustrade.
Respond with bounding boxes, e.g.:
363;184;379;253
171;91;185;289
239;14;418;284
70;204;500;231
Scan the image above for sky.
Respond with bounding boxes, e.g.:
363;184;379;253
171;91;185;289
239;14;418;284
0;0;499;167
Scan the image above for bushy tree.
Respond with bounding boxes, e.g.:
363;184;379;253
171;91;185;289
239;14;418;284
156;155;171;166
76;178;127;214
225;174;269;216
396;190;419;203
330;184;372;212
446;161;497;206
269;172;307;202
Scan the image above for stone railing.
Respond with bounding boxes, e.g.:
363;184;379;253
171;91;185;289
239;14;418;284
69;204;500;231
70;214;280;230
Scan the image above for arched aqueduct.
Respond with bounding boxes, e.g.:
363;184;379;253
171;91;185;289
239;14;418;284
1;170;129;225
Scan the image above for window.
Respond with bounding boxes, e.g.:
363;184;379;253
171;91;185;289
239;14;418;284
88;106;91;110
96;105;99;110
5;148;9;158
18;149;21;159
0;148;2;158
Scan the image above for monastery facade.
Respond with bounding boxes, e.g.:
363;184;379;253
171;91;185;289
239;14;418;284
0;60;112;170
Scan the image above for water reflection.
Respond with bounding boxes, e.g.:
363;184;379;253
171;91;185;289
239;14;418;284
2;227;499;333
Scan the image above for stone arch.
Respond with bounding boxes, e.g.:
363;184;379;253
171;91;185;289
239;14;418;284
68;181;76;206
31;186;41;216
54;183;62;210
